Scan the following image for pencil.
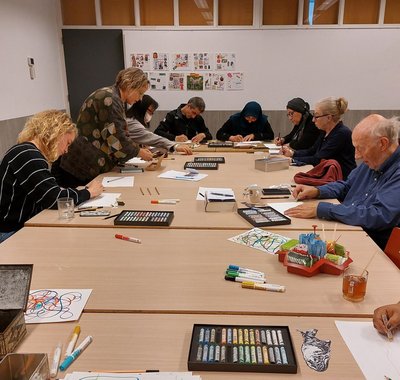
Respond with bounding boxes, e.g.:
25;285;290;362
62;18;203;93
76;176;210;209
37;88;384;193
147;187;151;195
140;187;144;195
103;213;120;220
155;186;160;195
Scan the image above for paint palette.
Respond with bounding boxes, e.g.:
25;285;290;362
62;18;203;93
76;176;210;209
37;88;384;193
237;206;291;227
114;210;174;226
188;324;297;373
194;157;225;163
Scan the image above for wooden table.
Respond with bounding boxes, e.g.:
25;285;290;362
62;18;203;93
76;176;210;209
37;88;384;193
1;227;396;316
16;313;365;379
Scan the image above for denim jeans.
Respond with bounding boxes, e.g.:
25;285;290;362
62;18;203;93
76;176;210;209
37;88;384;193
0;231;15;243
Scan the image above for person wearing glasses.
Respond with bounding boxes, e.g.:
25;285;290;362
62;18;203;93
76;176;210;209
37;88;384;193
126;94;192;155
216;101;274;142
274;97;321;150
154;97;212;143
286;114;400;250
281;97;356;179
52;68;153;187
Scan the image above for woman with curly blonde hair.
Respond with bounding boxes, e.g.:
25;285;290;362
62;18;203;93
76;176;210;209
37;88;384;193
0;110;103;243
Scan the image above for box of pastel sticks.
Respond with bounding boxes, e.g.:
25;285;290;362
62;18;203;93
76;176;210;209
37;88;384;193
188;324;297;373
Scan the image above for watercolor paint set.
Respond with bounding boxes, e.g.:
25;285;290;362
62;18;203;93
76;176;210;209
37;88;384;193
114;210;174;226
237;206;291;227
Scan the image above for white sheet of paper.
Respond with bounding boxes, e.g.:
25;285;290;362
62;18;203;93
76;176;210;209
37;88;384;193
196;187;235;200
335;320;400;379
25;289;92;324
235;141;261;147
267;201;303;214
124;157;151;168
78;193;121;209
102;176;134;187
264;143;279;149
68;373;200;380
158;170;207;182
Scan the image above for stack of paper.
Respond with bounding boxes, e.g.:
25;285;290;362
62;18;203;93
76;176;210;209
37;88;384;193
158;170;207;182
78;193;121;209
64;372;201;380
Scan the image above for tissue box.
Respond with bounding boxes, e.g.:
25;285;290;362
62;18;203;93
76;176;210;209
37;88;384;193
205;191;236;212
0;353;49;380
255;157;290;172
0;265;33;355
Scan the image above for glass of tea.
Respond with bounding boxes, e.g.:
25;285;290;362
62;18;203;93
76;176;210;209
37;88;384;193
342;266;368;302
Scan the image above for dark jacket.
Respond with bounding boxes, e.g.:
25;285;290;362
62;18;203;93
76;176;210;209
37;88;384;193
216;102;274;141
154;104;212;141
283;113;322;150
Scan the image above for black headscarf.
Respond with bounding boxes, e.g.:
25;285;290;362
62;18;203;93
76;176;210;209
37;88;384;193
126;95;159;127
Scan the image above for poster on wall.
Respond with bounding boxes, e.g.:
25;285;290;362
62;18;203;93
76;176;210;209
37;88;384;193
204;73;225;91
148;72;167;90
226;72;244;90
215;53;236;71
186;73;204;91
130;53;151;70
169;73;185;90
193;52;212;70
152;52;169;70
171;53;190;70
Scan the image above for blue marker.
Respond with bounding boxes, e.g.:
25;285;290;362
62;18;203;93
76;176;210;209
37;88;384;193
228;265;264;275
59;335;93;371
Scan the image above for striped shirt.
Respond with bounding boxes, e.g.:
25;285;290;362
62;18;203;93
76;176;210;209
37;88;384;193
0;142;90;232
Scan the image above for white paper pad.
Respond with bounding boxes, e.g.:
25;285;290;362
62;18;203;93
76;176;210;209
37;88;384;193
124;157;151;168
196;187;235;200
65;372;201;380
235;141;261;147
229;228;290;255
335;320;400;379
102;176;134;187
78;193;121;209
25;289;91;323
267;201;303;214
158;170;207;182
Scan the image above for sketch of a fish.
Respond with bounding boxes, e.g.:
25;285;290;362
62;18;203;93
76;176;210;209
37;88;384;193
298;329;331;372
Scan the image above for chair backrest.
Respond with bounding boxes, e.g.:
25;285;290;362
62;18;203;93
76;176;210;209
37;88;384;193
384;227;400;269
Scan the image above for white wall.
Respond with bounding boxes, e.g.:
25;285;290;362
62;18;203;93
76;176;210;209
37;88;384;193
123;28;400;111
0;0;66;121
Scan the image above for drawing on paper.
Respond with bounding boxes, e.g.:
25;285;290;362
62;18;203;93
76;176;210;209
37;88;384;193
186;73;204;91
193;52;212;70
148;72;167;90
171;53;190;70
226;72;244;90
298;329;331;372
228;228;289;255
130;53;151;70
204;73;224;91
215;52;236;70
169;73;185;90
152;52;169;70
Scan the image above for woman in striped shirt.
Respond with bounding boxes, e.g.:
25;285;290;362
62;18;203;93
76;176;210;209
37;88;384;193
0;110;103;243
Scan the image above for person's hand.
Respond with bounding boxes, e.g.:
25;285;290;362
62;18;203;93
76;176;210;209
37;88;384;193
373;303;400;336
175;144;193;155
175;134;188;142
281;145;294;157
274;136;284;146
192;133;206;143
138;148;153;161
292;185;320;201
229;135;244;142
85;179;103;198
243;134;255;142
284;202;319;219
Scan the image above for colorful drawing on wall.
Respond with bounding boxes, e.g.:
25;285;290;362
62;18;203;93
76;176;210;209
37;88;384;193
169;73;185;91
215;53;236;71
186;73;204;91
148;72;167;90
193;52;212;70
226;72;244;90
228;228;289;255
171;53;190;70
130;53;151;70
152;52;169;70
25;289;92;323
204;73;225;91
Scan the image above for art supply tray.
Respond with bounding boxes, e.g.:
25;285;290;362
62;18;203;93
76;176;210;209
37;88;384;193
276;250;353;277
194;157;225;163
188;324;297;373
237;206;291;227
184;162;219;170
114;210;174;226
208;141;234;148
262;188;291;196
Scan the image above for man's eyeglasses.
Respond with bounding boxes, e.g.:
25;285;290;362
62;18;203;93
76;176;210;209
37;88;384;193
312;113;330;120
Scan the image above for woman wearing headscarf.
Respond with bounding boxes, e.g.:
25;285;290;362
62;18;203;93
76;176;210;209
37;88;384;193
216;101;274;142
275;97;322;150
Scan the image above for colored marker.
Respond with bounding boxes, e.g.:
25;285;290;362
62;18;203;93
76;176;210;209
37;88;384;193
115;234;141;244
225;275;266;284
65;325;80;358
151;199;180;204
241;281;286;292
50;342;62;378
60;335;93;371
210;192;234;197
228;265;264;275
106;177;124;183
226;270;265;281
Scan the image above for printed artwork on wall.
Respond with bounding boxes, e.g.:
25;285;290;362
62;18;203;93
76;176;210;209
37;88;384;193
193;52;212;70
187;73;204;91
130;53;151;70
215;53;236;71
204;73;225;91
152;52;169;70
169;73;185;91
148;72;167;90
226;72;244;90
171;53;190;70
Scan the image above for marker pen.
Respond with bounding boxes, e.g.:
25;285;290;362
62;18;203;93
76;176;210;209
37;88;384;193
115;234;141;244
224;275;266;284
241;281;286;292
50;342;62;378
228;265;264;275
60;336;93;371
151;199;180;204
65;325;80;358
225;270;265;281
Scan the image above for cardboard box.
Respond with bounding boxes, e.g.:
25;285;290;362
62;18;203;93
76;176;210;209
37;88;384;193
204;191;236;212
0;265;33;355
255;157;290;172
0;353;49;380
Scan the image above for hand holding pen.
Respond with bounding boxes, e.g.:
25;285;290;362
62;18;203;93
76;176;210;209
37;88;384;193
373;303;400;339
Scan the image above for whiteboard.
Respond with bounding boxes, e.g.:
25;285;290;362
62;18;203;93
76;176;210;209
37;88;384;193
123;28;400;111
